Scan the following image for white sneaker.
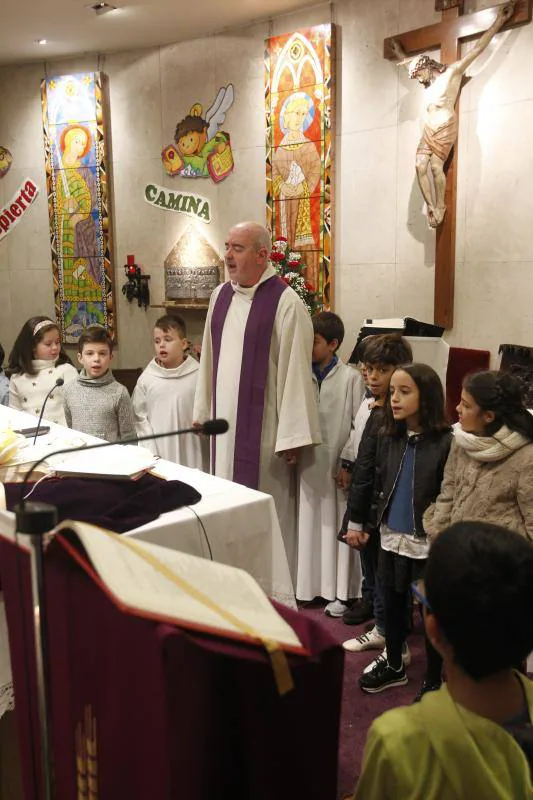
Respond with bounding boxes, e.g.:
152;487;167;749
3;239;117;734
363;644;412;674
342;625;386;652
324;599;349;618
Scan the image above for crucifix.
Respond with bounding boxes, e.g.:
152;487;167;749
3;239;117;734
384;0;531;328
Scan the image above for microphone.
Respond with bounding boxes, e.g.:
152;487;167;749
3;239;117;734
201;418;229;436
33;378;65;445
17;418;230;515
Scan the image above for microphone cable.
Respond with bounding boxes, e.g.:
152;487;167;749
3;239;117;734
185;505;213;561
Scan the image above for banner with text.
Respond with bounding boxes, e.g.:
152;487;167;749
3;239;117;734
144;183;211;223
0;178;39;241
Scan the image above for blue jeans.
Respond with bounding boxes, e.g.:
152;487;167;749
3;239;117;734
360;534;385;636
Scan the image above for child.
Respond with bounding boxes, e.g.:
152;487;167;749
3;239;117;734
297;312;365;615
424;370;533;539
7;316;77;424
63;326;136;442
330;336;377;612
341;334;413;665
357;363;452;696
132;315;206;469
353;520;533;799
0;344;9;406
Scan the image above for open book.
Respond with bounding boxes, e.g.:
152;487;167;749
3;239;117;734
47;445;158;480
54;520;305;694
0;513;305;692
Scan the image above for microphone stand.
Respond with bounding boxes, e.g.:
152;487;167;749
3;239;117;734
33;379;64;445
13;420;228;799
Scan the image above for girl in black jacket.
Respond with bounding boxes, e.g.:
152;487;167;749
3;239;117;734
358;363;452;697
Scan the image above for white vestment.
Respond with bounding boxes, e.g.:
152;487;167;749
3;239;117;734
193;266;321;580
297;361;365;601
132;356;207;470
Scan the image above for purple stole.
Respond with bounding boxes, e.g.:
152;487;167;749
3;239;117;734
210;276;287;489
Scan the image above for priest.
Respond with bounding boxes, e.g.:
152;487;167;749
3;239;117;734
193;221;321;576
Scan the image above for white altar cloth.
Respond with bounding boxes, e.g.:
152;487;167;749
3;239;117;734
0;406;296;718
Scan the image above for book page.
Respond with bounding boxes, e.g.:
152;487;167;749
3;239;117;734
49;445;157;479
56;520;302;651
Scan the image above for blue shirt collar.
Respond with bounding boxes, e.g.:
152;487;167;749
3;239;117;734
312;354;338;384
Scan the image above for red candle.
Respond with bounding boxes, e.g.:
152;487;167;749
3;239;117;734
127;254;135;266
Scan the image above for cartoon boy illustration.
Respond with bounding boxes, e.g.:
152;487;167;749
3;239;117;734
162;85;235;182
0;146;12;179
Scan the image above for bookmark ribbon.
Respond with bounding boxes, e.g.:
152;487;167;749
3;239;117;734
99;530;295;696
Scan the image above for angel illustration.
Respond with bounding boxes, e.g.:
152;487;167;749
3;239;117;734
0;146;12;179
161;85;235;182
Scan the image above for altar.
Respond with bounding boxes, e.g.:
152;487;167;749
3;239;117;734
0;405;295;606
0;405;296;724
0;408;345;800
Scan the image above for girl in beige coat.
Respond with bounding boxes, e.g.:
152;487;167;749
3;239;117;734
424;371;533;541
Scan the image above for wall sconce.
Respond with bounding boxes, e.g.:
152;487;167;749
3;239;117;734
122;254;151;309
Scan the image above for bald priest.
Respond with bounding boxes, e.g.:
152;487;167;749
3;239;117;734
193;222;321;575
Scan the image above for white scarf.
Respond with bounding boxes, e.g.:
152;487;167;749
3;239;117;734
453;422;529;462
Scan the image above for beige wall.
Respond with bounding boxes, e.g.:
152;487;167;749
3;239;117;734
0;0;532;368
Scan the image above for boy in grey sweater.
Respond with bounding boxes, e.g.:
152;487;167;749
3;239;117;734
63;326;136;442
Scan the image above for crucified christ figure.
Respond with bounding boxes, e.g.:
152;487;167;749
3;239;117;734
391;0;516;228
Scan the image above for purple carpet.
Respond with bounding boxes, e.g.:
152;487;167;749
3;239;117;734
298;602;427;799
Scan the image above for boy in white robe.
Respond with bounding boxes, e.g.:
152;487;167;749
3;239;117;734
133;315;206;470
297;312;365;615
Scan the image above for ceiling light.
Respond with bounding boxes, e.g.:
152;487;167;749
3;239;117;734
89;2;118;15
37;39;48;45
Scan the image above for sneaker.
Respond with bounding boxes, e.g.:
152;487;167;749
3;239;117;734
324;599;349;618
363;644;411;674
413;680;442;703
342;625;385;652
342;599;374;626
363;649;387;674
359;660;408;694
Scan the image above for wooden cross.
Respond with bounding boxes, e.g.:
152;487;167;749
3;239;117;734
384;0;531;328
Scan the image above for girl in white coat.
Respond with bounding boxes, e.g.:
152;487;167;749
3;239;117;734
8;316;77;425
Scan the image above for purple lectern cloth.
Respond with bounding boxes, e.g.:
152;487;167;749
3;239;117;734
4;473;201;533
1;536;344;799
0;536;44;800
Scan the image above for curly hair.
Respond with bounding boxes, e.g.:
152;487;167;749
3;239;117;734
463;370;533;440
174;115;208;144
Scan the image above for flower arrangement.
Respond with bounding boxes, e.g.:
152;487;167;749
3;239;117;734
270;237;319;315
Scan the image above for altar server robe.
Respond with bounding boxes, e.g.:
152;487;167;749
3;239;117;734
297;361;364;601
193;266;321;576
133;356;207;470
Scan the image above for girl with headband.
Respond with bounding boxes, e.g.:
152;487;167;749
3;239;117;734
7;316;76;425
